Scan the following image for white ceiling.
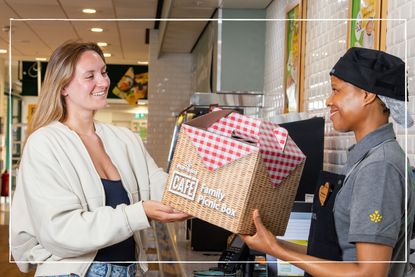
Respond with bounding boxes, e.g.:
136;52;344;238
0;0;272;65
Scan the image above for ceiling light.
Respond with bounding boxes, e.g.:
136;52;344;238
97;42;108;47
137;61;148;65
0;49;7;54
90;27;103;33
103;53;111;57
35;57;47;61
82;9;96;14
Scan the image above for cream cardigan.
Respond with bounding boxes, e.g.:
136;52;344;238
11;121;167;277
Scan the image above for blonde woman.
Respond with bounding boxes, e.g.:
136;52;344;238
11;41;188;277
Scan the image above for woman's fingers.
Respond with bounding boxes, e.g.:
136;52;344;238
155;203;175;213
143;200;191;222
166;212;190;222
157;211;189;222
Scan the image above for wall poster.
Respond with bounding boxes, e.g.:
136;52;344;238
348;0;385;50
284;0;306;113
112;67;148;106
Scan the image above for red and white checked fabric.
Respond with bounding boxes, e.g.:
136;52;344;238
274;127;288;150
182;124;257;170
183;111;306;186
258;121;306;187
207;112;260;142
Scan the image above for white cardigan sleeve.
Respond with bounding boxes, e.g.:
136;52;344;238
11;175;52;272
18;132;150;258
132;132;168;201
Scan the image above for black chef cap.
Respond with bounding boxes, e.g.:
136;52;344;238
329;47;406;101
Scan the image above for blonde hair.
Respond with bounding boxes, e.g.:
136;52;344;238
25;41;105;143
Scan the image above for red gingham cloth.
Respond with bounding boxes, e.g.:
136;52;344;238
182;124;257;170
207;112;260;142
183;111;306;186
258;120;306;186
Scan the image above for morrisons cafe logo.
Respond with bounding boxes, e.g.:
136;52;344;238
168;171;199;201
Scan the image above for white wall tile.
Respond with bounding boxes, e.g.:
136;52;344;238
387;0;415;161
147;30;193;170
264;0;415;169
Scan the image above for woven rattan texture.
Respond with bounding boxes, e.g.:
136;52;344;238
162;131;304;235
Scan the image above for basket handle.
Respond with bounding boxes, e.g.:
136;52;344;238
231;129;258;145
185;109;234;129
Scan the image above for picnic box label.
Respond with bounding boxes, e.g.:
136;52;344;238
168;162;236;218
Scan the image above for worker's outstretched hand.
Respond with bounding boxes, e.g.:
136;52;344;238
240;209;282;256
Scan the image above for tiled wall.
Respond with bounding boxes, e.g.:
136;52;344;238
303;0;351;173
146;0;415;171
262;0;295;120
147;30;193;169
264;0;415;173
386;0;415;164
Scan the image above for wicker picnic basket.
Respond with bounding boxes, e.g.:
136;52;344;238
162;126;304;235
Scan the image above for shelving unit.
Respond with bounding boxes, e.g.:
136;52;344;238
11;93;22;160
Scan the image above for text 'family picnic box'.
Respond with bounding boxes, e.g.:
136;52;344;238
162;109;306;235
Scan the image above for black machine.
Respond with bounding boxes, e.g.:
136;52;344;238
190;218;231;251
280;117;325;201
217;235;249;274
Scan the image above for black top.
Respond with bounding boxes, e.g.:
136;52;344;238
94;179;135;265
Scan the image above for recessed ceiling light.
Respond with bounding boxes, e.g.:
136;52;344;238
90;27;103;33
137;61;148;65
35;57;47;61
0;49;7;54
103;53;111;57
82;8;96;14
97;42;108;47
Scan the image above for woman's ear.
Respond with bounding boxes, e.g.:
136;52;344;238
61;87;68;97
363;91;377;106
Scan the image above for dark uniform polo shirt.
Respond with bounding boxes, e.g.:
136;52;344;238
334;123;415;277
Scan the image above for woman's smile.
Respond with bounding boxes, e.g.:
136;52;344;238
91;91;106;97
